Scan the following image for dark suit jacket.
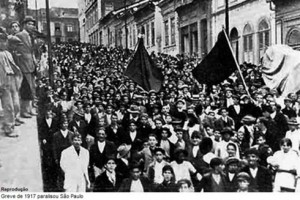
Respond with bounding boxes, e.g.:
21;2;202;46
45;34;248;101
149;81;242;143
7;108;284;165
186;144;204;173
93;171;123;192
224;172;239;192
214;116;235;131
69;119;88;147
38;117;59;145
228;104;243;129
198;172;228;192
120;130;143;152
118;177;152;192
105;125;125;147
89;140;117;169
241;166;273;192
52;130;74;163
15;30;36;73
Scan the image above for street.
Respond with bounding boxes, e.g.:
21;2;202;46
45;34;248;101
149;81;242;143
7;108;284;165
0;116;43;192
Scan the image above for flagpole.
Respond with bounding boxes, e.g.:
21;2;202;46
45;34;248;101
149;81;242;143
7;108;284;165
222;28;252;98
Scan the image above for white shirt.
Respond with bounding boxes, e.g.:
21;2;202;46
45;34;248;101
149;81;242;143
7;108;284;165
153;162;164;184
160;140;170;158
233;105;240;114
60;129;68;138
130;179;144;192
97;141;106;153
249;167;258;178
46;118;52;127
270;111;276;119
170;161;196;183
84;113;91;123
228;173;235;181
130;131;137;142
192;146;199;158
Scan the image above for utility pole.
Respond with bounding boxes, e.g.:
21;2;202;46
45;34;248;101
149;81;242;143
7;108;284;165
45;0;54;86
225;0;229;36
35;0;38;29
124;0;128;50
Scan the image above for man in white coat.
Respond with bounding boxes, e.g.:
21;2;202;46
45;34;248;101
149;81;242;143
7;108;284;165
60;134;90;192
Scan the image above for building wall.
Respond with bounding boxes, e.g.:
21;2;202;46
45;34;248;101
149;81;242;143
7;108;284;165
29;7;79;43
273;0;300;49
211;0;275;65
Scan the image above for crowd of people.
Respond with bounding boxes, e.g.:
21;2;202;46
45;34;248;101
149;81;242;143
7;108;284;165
2;16;300;193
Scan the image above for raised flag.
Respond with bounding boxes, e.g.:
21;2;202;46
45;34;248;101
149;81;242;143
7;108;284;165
124;38;163;91
262;45;300;97
192;29;237;85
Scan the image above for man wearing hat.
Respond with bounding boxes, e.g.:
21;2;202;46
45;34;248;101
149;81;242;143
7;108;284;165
224;157;240;192
115;143;132;179
15;16;38;118
236;172;257;192
285;119;300;153
0;29;23;136
282;97;297;119
240;148;272;192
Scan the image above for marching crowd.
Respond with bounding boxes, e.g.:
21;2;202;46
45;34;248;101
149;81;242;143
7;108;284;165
2;16;300;193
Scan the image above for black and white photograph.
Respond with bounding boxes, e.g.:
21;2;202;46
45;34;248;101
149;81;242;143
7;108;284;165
1;0;300;197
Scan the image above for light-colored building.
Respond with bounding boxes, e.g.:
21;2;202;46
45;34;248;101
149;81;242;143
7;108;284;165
271;0;300;49
85;0;124;45
28;7;79;42
78;0;89;43
211;0;275;65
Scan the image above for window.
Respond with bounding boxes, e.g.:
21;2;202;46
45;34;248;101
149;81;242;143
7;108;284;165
55;23;61;32
170;17;175;45
146;24;150;47
67;24;74;32
258;19;270;59
243;24;253;63
151;21;155;46
164;20;169;46
230;27;239;61
287;29;300;49
217;0;225;7
133;26;136;46
129;26;132;47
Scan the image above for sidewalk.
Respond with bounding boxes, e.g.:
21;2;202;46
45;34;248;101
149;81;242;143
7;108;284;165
0;116;43;192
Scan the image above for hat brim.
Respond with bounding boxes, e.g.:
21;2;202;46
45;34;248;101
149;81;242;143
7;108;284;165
127;109;140;114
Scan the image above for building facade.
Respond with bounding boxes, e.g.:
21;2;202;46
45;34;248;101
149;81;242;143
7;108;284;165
85;0;124;45
28;7;79;43
211;0;275;65
271;0;300;50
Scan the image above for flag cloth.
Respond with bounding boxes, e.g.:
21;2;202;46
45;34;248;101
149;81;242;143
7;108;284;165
262;45;300;97
124;38;163;92
192;30;237;85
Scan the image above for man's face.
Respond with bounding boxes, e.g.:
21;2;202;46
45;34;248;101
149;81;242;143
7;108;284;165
97;130;106;142
163;170;173;182
227;163;239;173
247;154;258;167
129;123;137;132
105;160;116;173
238;179;249;191
155;120;163;129
11;23;20;34
221;109;228;117
155;151;164;162
61;121;68;130
227;145;236;157
148;136;157;147
179;183;190;192
131;168;141;180
25;21;35;32
256;136;265;145
111;115;118;124
192;137;201;146
72;137;82;149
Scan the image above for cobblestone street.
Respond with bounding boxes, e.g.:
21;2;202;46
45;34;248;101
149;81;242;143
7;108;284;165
0;116;43;192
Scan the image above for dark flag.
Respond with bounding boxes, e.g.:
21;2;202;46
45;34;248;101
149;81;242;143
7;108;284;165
125;37;163;91
192;29;237;85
